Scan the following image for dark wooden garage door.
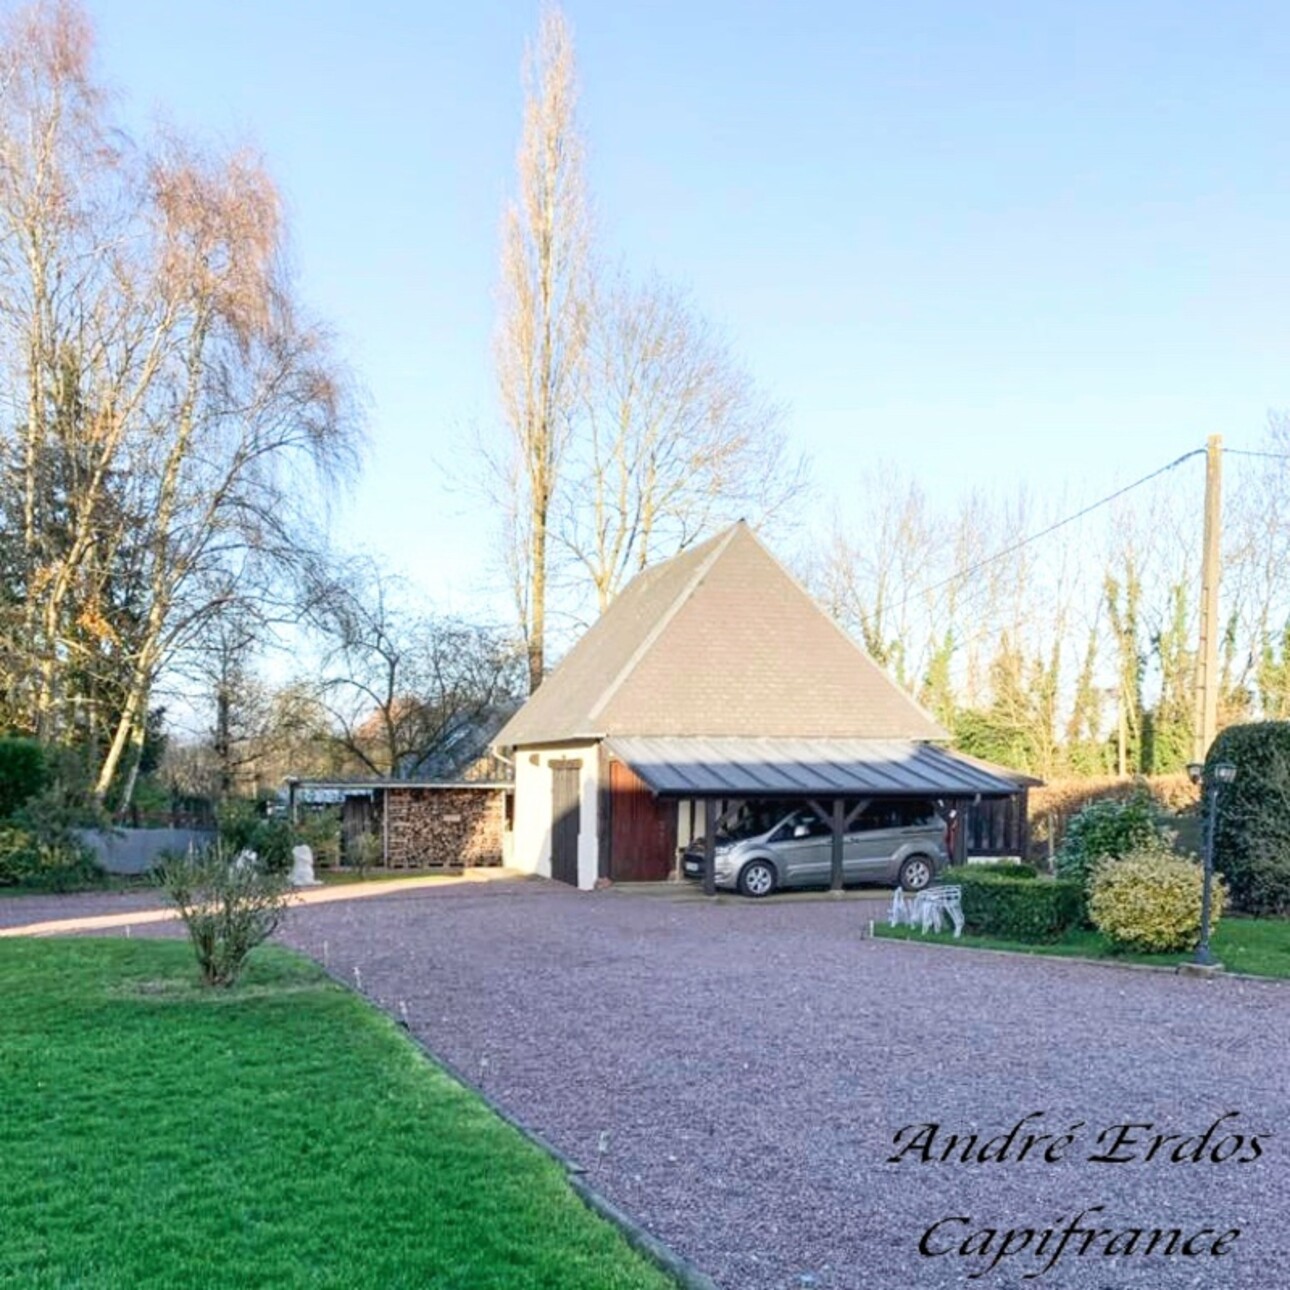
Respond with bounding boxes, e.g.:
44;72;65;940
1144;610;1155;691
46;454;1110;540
550;760;581;886
609;759;677;882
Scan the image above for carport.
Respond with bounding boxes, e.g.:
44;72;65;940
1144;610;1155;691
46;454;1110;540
606;736;1038;895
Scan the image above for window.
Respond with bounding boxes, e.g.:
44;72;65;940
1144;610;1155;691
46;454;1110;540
853;799;938;832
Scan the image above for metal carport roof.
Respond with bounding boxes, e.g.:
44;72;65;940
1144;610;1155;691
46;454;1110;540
605;737;1038;799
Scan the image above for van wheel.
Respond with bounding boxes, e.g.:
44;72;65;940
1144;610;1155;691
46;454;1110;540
899;855;934;892
738;860;776;898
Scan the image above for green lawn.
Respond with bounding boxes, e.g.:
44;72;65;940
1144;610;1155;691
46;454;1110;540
875;915;1290;979
0;939;674;1290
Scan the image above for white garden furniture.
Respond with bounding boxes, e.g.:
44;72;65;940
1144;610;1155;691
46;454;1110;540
888;885;963;938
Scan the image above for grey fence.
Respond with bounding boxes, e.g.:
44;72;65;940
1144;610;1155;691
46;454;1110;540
77;828;216;875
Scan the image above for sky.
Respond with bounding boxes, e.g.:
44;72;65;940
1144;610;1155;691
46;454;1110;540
89;0;1290;621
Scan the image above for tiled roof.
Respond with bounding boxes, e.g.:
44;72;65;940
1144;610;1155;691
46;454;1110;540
494;522;946;748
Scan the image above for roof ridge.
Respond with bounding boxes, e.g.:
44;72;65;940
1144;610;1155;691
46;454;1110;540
745;528;950;742
586;523;743;724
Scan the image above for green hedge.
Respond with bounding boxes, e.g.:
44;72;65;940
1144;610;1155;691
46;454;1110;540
1207;722;1290;915
0;739;48;819
941;862;1037;881
939;867;1083;941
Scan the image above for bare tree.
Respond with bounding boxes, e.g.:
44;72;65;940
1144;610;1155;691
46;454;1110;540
559;272;801;612
305;559;523;778
0;2;360;803
492;4;588;692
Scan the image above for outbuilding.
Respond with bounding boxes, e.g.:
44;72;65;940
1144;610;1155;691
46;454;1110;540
493;522;1037;891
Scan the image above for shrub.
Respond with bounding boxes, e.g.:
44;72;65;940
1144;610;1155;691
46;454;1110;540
216;799;296;874
942;862;1037;881
1054;789;1169;891
6;786;107;891
0;738;48;818
0;827;35;886
295;808;341;868
941;867;1083;941
1206;722;1290;915
159;843;292;987
0;822;101;891
1089;845;1225;953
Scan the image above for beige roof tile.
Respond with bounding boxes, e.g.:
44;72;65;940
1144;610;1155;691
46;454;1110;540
495;522;946;748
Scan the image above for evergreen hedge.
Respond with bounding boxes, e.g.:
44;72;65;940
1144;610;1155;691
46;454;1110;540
940;866;1083;941
0;739;48;819
1207;722;1290;915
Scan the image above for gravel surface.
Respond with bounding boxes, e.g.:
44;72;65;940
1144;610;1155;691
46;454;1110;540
0;887;166;929
12;880;1287;1288
271;881;1290;1290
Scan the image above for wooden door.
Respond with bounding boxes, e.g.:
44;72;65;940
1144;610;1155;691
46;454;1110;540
341;794;374;865
609;759;677;881
550;760;581;886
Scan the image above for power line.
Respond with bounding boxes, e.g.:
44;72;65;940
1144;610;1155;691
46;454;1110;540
1224;448;1290;462
896;447;1207;613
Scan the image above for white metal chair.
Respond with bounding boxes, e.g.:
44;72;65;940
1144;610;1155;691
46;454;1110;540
909;885;964;938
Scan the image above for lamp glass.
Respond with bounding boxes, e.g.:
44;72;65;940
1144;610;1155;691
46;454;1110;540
1215;763;1237;784
1186;763;1203;785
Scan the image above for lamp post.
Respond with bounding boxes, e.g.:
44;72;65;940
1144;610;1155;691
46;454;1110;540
1186;760;1236;967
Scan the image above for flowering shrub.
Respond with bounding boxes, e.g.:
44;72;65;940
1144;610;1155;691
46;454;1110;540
1089;845;1225;954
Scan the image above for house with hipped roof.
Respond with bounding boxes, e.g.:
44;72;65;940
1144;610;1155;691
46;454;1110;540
493;521;1036;890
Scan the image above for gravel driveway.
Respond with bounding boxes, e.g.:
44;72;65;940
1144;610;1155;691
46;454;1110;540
272;880;1290;1290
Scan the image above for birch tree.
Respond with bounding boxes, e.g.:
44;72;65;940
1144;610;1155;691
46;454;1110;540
0;1;360;803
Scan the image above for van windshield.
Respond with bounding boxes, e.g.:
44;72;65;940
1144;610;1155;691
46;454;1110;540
715;801;790;841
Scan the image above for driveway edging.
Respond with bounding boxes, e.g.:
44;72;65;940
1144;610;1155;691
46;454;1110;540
340;974;720;1290
869;927;1289;984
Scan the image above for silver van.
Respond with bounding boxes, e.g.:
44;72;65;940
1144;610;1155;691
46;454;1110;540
680;798;948;897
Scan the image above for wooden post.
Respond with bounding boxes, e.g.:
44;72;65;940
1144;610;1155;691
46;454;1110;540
703;797;717;898
954;801;969;865
830;798;844;891
1193;434;1223;763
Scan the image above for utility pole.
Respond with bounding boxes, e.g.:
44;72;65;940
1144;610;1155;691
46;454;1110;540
1192;435;1223;764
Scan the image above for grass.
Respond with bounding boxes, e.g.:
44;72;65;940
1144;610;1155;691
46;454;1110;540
874;915;1290;978
0;939;674;1290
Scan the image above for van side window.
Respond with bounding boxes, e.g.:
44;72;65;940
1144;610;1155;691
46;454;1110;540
854;800;937;831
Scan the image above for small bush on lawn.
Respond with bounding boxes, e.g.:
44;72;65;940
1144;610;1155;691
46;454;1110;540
1089;844;1225;953
159;843;292;987
1055;787;1170;891
1206;722;1290;915
941;867;1083;941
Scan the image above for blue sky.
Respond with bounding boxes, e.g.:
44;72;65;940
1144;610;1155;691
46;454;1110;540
91;1;1290;618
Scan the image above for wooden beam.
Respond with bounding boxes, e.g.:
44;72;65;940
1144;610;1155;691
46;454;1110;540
830;797;844;891
703;797;717;898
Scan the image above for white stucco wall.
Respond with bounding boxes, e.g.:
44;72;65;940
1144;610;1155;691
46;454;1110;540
511;742;600;890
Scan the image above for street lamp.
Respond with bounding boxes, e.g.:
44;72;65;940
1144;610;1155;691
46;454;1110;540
1186;761;1237;967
